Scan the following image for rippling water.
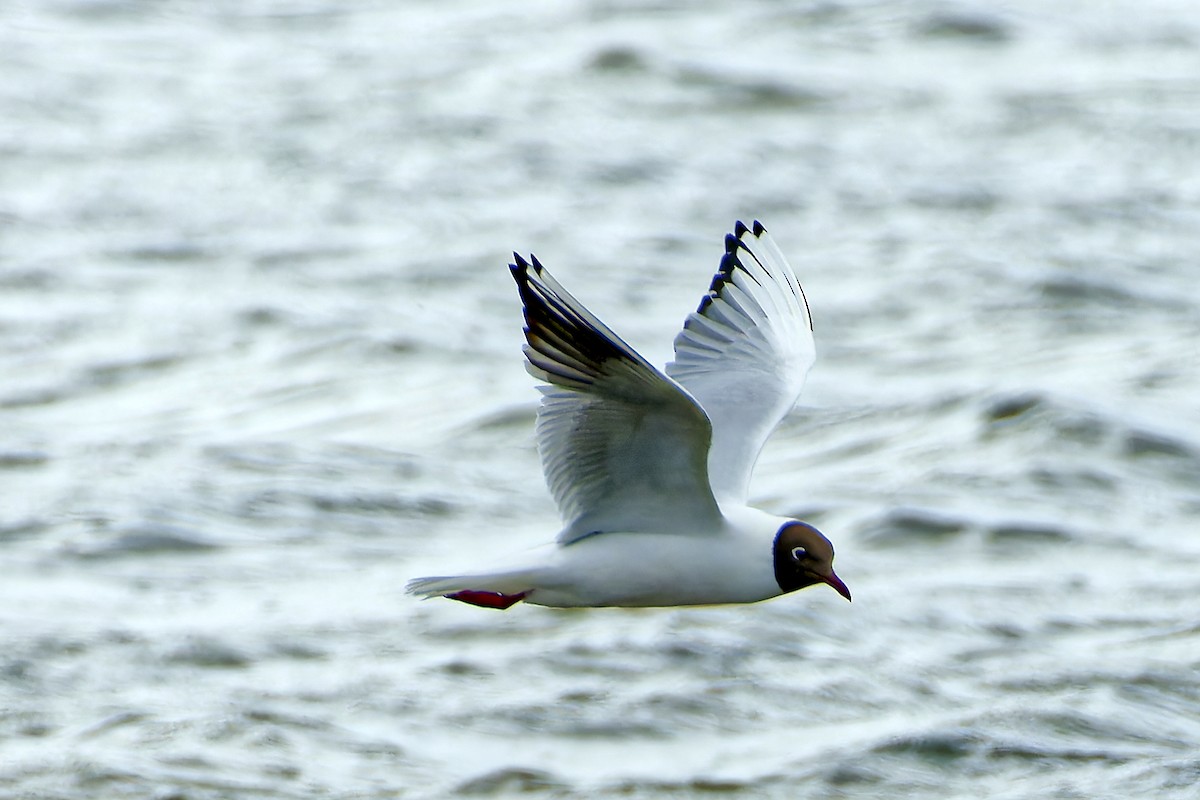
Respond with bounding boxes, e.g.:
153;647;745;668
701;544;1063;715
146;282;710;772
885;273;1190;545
3;1;1199;797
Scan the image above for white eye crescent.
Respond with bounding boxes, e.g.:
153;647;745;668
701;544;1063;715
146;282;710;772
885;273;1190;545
791;547;808;561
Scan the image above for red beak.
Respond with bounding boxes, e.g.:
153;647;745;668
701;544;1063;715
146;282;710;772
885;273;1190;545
821;570;852;602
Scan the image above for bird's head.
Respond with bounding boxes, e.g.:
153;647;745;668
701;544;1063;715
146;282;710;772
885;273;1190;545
773;521;851;602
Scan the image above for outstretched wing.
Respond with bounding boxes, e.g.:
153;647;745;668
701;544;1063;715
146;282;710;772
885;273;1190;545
511;254;722;544
665;221;815;504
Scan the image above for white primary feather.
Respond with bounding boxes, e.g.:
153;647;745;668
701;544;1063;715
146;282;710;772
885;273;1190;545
666;221;815;504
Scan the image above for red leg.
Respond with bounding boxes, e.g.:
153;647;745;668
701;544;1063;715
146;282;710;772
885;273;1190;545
445;589;529;610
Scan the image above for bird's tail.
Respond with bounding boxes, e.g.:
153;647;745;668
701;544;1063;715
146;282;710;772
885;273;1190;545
405;570;538;609
405;574;478;599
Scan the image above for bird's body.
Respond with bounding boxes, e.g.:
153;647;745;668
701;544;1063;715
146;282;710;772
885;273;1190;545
412;505;789;608
407;221;850;610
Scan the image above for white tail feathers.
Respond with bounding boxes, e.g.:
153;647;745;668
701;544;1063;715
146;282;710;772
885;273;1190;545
405;576;468;599
405;570;537;600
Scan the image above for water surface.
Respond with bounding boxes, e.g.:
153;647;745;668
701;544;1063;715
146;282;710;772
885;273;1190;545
3;1;1199;797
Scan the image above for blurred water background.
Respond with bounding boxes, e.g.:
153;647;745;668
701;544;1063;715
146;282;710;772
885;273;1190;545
3;1;1200;797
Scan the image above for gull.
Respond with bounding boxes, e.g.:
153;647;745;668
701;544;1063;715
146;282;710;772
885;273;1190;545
407;221;849;609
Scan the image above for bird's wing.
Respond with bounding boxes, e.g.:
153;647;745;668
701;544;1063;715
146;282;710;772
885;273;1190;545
665;221;815;505
511;254;723;544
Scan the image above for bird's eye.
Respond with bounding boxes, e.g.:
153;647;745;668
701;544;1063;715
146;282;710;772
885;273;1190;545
791;547;808;561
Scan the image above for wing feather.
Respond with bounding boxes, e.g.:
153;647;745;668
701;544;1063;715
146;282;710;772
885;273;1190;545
665;221;815;504
511;254;722;543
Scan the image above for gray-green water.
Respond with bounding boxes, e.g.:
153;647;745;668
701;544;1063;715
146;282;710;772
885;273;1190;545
3;1;1199;797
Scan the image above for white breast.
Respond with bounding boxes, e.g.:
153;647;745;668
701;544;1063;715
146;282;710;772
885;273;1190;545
525;522;781;608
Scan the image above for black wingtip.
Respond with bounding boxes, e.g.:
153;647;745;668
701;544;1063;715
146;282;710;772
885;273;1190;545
694;249;739;314
733;220;749;238
717;250;738;277
510;253;529;281
752;220;765;237
510;252;548;280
